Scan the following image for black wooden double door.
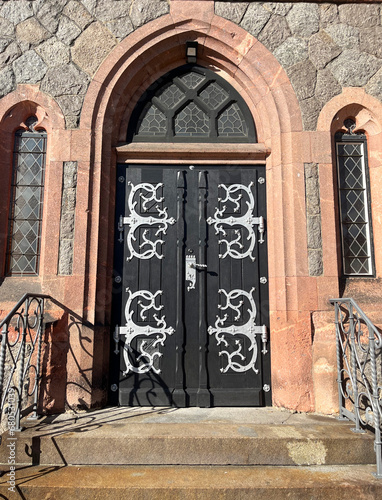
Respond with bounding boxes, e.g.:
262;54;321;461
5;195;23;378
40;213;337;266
113;164;270;407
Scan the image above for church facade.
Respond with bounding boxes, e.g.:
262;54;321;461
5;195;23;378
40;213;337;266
0;0;382;414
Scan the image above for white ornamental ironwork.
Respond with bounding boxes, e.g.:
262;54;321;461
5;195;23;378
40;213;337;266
207;182;264;261
123;181;175;260
208;288;267;373
114;289;175;374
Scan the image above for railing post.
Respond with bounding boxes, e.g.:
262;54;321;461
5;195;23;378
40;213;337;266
368;323;382;478
349;303;364;434
0;324;7;407
15;298;29;432
334;302;346;420
29;298;44;420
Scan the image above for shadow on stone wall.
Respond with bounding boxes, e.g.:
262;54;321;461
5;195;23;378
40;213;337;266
38;312;70;415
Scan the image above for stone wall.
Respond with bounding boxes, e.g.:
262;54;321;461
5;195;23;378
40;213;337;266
216;2;382;130
0;2;380;130
58;161;78;275
0;0;169;128
304;163;323;276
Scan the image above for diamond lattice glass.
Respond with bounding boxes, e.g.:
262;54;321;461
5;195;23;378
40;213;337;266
337;141;372;275
7;128;47;275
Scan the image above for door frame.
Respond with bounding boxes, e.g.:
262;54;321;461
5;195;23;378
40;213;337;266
109;155;271;407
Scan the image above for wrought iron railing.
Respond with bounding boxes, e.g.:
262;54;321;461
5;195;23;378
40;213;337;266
330;298;382;478
0;294;50;434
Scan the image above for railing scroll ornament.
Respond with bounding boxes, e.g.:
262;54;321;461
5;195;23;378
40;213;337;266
330;298;382;478
0;294;49;434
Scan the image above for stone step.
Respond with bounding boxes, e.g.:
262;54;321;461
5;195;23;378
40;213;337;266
1;464;382;499
1;420;375;466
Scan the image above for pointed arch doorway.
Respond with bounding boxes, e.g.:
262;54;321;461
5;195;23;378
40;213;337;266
111;65;271;407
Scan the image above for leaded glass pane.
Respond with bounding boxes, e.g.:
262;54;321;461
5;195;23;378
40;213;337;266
7;125;46;275
9;254;37;275
218;103;247;137
338;156;363;190
199;82;228;109
337;140;373;276
157;83;185;109
128;66;257;142
341;190;366;223
15;152;44;185
337;143;362;157
15;135;45;153
138;105;167;135
174;103;209;137
179;72;205;89
13;186;42;219
11;220;40;254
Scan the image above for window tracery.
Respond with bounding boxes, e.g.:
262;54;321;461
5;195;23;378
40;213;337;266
127;65;256;143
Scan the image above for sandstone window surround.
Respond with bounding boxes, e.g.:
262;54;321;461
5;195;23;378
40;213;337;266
6;116;47;276
335;122;375;277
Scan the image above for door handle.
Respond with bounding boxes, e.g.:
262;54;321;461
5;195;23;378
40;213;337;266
186;255;206;291
117;215;124;243
191;262;207;269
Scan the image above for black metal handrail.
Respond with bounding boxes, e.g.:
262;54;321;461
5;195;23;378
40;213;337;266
0;294;51;433
330;298;382;478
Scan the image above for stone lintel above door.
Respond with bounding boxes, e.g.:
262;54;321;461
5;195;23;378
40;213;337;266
115;143;271;163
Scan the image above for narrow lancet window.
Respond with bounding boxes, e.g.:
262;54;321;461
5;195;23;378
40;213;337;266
335;120;374;276
6;117;47;275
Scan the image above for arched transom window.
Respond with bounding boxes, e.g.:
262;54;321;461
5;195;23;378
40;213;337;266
127;65;257;143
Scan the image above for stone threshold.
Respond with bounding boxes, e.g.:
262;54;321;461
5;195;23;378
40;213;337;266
1;465;381;500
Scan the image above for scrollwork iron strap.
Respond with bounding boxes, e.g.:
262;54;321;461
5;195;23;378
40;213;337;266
114;289;175;374
122;182;176;261
207;182;264;261
208;288;267;373
330;298;382;478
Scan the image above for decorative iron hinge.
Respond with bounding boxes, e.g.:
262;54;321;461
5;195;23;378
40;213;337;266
121;182;176;260
208;288;268;373
207;182;265;261
115;289;174;374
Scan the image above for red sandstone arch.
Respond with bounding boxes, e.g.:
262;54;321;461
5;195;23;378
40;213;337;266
317;88;382;279
0;85;66;278
80;2;315;410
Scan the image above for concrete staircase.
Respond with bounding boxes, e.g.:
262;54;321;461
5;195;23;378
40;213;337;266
1;407;381;498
